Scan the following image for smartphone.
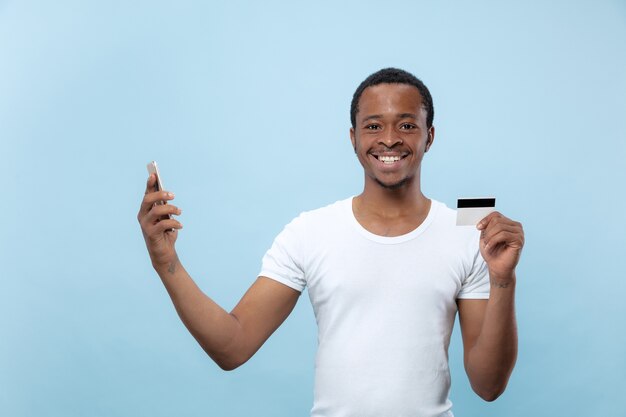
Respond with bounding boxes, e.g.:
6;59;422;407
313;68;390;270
146;161;172;222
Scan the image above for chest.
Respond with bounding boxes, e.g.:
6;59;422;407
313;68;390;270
303;234;466;320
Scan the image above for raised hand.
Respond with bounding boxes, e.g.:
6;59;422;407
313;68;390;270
137;174;183;268
476;212;524;286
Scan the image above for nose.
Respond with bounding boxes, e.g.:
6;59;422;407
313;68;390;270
378;130;403;148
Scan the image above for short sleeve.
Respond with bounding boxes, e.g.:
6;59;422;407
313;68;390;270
457;242;490;299
259;216;307;292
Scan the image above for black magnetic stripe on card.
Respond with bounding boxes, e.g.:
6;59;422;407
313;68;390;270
457;198;496;208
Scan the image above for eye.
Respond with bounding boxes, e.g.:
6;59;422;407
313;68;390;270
365;124;381;130
400;123;416;130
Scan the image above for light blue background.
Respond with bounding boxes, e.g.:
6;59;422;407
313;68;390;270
1;1;625;416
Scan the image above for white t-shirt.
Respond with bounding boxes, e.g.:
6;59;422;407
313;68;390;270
259;198;490;417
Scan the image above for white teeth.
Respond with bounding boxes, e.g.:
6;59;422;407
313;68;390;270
378;155;401;164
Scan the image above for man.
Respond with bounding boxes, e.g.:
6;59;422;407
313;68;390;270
138;68;524;417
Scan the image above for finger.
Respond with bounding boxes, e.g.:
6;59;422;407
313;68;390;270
143;213;183;235
143;203;182;225
139;190;176;217
476;212;499;230
478;212;521;231
483;230;524;252
151;218;183;234
144;174;157;195
481;221;522;244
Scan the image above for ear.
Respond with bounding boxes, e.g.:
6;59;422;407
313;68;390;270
425;125;435;152
349;127;357;153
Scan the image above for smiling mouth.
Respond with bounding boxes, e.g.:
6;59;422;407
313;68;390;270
372;154;408;164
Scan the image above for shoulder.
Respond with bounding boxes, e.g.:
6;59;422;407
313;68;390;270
428;201;487;282
270;197;352;258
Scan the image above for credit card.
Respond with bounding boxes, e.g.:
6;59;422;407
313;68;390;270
456;197;496;226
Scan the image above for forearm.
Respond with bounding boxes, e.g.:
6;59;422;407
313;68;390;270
466;273;518;400
153;256;243;370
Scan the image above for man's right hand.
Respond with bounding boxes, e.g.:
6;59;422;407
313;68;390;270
136;174;299;371
137;173;183;268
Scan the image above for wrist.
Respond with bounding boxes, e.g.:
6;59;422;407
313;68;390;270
152;253;180;275
489;270;516;289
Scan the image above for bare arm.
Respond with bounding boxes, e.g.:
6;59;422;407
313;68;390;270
158;262;299;370
458;282;517;401
458;212;524;401
138;174;300;370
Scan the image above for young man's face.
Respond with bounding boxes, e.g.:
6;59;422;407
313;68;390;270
350;83;434;190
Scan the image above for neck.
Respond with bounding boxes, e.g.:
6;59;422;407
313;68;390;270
356;176;429;218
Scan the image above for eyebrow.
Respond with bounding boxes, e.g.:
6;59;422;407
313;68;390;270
361;113;418;123
361;114;383;123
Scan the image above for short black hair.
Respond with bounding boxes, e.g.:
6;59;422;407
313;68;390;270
350;68;434;129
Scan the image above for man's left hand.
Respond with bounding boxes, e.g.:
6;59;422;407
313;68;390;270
477;212;524;285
